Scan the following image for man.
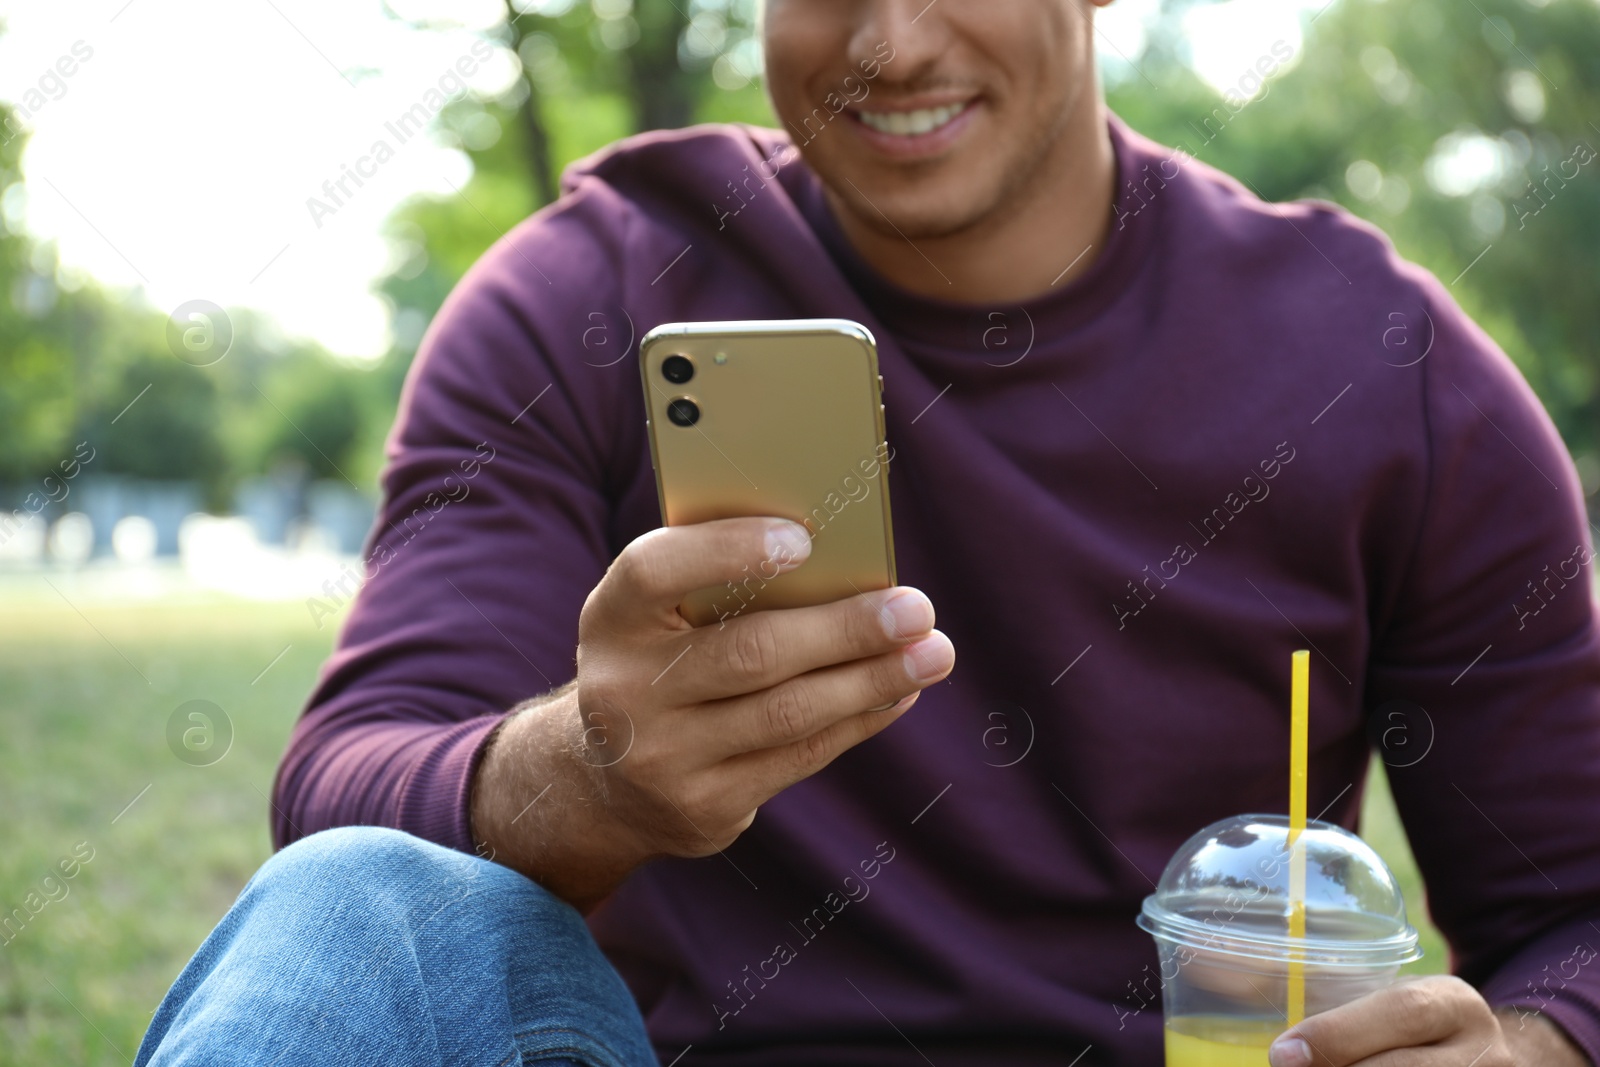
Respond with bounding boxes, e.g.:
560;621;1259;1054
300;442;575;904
137;1;1600;1065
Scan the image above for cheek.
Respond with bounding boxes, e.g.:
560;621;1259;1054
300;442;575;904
1026;27;1080;113
762;18;828;112
763;4;871;110
964;9;1077;134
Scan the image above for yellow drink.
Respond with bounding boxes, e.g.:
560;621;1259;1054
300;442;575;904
1164;1015;1283;1067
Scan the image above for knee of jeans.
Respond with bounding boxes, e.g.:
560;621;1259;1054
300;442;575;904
253;826;564;919
258;827;492;899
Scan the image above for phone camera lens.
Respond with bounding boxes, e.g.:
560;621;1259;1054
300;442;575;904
666;397;700;427
661;355;695;384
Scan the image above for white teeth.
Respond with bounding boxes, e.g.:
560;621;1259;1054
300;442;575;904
857;102;968;137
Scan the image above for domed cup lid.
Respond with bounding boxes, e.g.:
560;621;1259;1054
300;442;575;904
1137;814;1421;968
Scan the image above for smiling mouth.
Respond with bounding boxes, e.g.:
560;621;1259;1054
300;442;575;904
855;101;971;137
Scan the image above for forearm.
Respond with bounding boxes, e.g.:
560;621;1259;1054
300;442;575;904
1498;1008;1590;1066
468;680;656;911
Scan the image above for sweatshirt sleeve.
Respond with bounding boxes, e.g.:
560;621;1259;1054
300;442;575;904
270;199;644;856
1365;275;1600;1061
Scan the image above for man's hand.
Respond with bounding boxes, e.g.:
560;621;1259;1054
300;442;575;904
1267;975;1588;1066
470;516;954;909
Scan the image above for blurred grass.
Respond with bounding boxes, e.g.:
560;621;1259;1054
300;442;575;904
0;597;1444;1063
1361;762;1449;977
0;595;337;1065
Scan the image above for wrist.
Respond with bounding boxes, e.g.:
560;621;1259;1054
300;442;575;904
469;681;656;910
1496;1006;1592;1067
557;687;662;874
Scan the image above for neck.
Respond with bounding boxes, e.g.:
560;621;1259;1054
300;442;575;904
824;102;1116;305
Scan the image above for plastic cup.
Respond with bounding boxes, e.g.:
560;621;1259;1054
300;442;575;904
1137;814;1421;1066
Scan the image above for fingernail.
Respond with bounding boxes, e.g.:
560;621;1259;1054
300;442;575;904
764;521;812;567
879;589;934;639
1268;1036;1311;1067
904;631;954;683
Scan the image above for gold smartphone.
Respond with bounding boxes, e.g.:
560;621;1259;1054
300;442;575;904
640;318;897;628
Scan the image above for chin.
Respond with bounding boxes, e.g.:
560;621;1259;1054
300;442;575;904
871;195;995;241
834;162;1007;241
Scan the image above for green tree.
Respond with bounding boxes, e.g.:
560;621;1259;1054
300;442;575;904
365;0;771;443
78;353;226;490
1111;0;1600;470
0;105;79;486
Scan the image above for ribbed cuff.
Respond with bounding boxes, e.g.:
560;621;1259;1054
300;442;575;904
395;713;510;856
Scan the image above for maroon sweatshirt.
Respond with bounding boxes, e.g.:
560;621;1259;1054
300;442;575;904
273;113;1600;1066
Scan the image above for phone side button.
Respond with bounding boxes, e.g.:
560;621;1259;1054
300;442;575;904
878;374;885;395
645;420;655;469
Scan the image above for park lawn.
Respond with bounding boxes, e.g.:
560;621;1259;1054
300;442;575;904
0;595;336;1065
1361;763;1450;976
0;596;1445;1064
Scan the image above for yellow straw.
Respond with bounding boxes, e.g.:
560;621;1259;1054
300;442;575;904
1287;650;1310;1028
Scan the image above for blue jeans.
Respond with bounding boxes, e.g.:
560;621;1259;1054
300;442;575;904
134;827;659;1066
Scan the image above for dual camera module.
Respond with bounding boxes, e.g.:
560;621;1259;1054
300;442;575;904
661;355;699;427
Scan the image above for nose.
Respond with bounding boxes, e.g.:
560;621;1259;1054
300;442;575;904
845;0;951;88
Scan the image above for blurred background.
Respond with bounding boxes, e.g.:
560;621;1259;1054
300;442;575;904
1;0;1597;1060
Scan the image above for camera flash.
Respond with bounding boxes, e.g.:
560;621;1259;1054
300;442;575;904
713;352;728;364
